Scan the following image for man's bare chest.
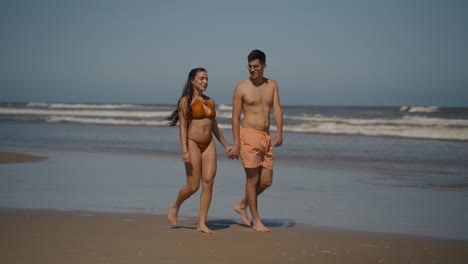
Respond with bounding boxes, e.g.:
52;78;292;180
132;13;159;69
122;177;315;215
243;89;273;106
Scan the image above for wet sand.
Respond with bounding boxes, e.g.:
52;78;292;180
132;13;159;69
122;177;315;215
1;151;467;263
0;209;467;264
0;152;47;163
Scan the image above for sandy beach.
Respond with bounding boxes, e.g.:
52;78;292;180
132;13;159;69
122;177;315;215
1;152;468;263
0;209;467;264
0;152;47;164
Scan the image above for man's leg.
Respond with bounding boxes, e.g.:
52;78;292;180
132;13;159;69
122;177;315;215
234;167;273;226
245;167;270;232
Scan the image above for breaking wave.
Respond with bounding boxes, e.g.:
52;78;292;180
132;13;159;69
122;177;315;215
1;102;467;141
400;106;440;113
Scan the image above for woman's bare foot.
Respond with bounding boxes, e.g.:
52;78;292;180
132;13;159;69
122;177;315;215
197;224;214;234
167;206;178;226
234;204;251;226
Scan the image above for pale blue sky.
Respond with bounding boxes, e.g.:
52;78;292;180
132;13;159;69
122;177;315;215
1;0;467;106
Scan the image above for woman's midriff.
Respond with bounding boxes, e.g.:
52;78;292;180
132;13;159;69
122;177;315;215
188;119;213;143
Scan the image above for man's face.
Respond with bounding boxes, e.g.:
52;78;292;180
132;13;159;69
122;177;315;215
248;59;265;79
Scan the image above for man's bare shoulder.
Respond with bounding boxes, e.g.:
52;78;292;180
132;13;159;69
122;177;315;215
237;78;252;87
266;78;278;88
235;78;251;92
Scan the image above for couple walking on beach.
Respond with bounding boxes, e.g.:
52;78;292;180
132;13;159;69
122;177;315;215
167;50;283;234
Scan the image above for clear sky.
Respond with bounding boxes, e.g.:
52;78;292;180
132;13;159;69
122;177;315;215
1;0;467;106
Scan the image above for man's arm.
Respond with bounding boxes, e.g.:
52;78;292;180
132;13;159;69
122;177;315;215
230;84;243;157
272;81;283;147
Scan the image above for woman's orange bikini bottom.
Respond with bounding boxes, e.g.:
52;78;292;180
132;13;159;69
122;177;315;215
188;137;212;153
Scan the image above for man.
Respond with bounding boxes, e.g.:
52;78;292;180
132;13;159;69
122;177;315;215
230;49;283;232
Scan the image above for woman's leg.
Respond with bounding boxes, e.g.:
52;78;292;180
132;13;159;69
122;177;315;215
197;140;217;234
168;141;202;225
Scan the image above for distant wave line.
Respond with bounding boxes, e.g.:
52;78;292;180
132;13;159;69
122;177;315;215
26;102;149;110
3;114;465;140
47;116;169;126
206;122;468;140
400;106;440;113
26;102;230;111
0;108;172;118
282;122;468;140
218;104;233;111
285;114;468;127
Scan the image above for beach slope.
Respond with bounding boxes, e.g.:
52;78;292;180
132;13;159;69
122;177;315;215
1;209;467;264
0;152;47;163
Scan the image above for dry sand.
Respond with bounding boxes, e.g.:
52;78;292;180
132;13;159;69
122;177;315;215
0;209;467;264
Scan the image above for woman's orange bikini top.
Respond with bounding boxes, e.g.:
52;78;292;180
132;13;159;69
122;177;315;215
191;98;216;119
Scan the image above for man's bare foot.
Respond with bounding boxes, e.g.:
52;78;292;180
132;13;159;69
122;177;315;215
167;206;178;226
234;204;251;226
252;223;271;232
197;224;214;234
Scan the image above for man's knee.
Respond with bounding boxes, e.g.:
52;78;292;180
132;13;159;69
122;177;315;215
247;176;260;185
261;168;273;188
261;178;272;188
245;167;261;183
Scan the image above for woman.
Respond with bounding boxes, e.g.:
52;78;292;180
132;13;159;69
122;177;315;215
167;67;231;234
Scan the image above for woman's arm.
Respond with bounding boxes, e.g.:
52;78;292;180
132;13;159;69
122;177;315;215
178;97;190;163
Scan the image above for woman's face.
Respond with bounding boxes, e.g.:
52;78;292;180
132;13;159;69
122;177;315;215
191;71;208;93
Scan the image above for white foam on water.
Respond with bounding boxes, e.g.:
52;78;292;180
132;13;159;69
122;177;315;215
284;114;468;127
218;104;233;111
26;102;145;109
2;103;467;140
400;106;410;112
400;106;440;113
0;107;172;118
283;122;468;140
46;116;169;126
215;111;234;119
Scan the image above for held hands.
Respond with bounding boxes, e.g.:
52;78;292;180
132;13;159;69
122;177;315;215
225;145;237;159
228;144;240;159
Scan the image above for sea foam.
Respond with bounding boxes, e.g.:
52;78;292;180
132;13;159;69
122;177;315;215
47;116;169;126
0;108;172;118
400;106;440;113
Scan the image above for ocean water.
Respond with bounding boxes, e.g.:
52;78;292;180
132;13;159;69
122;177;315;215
1;102;467;174
1;102;468;239
1;102;468;141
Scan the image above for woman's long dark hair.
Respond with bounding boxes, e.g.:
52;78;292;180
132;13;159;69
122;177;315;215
167;67;207;126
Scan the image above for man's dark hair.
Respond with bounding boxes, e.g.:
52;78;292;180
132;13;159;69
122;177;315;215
248;49;266;64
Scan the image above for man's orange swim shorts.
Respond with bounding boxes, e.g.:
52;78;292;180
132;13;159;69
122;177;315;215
240;127;274;169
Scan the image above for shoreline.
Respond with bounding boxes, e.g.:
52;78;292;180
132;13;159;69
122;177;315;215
1;208;467;264
1;148;467;241
0;151;47;164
